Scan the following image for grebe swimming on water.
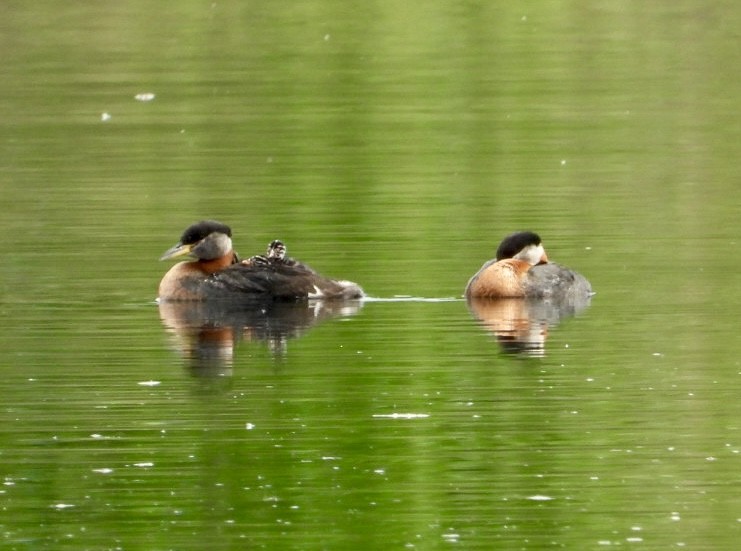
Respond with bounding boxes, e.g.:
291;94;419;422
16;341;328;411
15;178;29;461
158;221;364;301
464;231;592;300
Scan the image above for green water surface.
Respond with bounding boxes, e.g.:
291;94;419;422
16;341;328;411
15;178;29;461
2;1;740;549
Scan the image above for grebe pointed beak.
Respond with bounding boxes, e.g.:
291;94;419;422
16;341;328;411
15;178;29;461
160;242;194;261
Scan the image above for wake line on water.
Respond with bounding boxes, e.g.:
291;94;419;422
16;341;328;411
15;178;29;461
361;296;463;303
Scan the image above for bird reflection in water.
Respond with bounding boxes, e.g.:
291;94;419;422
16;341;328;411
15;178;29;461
158;299;363;376
467;295;591;355
465;231;593;355
156;221;365;375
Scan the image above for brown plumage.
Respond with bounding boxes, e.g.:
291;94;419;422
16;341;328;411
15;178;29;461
465;258;535;298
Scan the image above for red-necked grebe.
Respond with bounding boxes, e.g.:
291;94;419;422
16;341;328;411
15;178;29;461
159;221;364;302
465;231;592;299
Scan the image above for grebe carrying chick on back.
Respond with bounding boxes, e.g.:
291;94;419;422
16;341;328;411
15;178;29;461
464;231;593;300
158;220;364;302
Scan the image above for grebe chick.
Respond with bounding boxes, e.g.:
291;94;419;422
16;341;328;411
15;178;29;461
243;239;296;268
465;231;592;300
159;221;364;302
267;239;287;260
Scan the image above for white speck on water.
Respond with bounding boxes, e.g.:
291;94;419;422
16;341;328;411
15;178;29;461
92;468;113;474
442;532;460;542
51;503;75;510
670;512;681;521
706;456;717;461
324;34;331;41
245;423;255;430
138;380;161;387
626;537;643;543
372;413;429;419
133;462;154;468
373;469;385;475
134;92;155;102
560;159;567;166
526;495;554;501
100;112;111;122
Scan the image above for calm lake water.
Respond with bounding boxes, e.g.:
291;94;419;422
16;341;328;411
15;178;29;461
2;1;740;549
